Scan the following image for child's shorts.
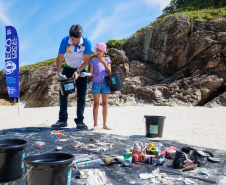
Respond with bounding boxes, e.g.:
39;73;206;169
91;83;111;94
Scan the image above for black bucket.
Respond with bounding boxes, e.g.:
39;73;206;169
22;153;74;185
144;115;166;138
59;78;76;96
105;66;124;92
0;139;27;182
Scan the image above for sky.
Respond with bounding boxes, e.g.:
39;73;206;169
0;0;171;70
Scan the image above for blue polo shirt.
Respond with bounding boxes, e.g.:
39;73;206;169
58;35;92;68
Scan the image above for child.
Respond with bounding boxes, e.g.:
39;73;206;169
88;43;112;131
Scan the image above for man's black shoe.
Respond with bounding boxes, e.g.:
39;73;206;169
51;121;67;128
76;123;88;130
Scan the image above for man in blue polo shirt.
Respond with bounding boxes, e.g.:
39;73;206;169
52;24;92;129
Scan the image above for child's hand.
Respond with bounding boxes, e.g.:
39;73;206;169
99;57;105;64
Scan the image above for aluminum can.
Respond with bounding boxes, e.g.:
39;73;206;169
168;149;176;159
132;144;142;161
123;156;133;167
122;148;132;155
141;154;155;163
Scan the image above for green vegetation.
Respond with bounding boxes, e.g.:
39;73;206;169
106;39;127;49
161;0;226;17
150;7;226;27
19;58;57;72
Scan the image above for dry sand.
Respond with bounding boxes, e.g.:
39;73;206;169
0;103;226;150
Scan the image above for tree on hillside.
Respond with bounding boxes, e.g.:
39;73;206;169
161;0;226;17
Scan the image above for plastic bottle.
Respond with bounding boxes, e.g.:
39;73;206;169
148;142;155;150
216;176;226;185
216;165;226;185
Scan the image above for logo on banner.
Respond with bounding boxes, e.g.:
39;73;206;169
5;61;17;74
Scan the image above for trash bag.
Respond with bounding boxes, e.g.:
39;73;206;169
173;150;187;169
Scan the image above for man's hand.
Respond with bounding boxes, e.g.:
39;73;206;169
58;72;67;80
72;70;79;80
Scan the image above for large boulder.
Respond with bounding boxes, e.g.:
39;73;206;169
204;91;226;107
120;15;226;81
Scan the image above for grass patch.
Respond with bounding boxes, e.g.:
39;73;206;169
19;58;57;72
133;7;226;36
106;39;127;49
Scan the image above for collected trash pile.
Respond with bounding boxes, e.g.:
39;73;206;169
58;134;222;184
0;128;225;185
50;130;223;184
102;141;220;168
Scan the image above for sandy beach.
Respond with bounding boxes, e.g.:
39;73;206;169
0;103;226;151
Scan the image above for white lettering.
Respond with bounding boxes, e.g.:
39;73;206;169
12;45;18;59
5;53;11;60
5;38;11;46
5;38;12;60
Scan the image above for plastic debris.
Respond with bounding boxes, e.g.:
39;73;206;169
56;146;62;151
139;168;160;179
76;170;88;179
56;138;69;142
34;141;46;146
200;169;210;176
86;169;107;185
129;180;136;184
139;173;154;180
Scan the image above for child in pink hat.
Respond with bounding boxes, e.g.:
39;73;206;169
88;43;112;131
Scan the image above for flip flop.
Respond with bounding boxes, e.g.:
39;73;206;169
181;147;220;166
207;156;221;163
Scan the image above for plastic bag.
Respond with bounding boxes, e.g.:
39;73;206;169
86;169;107;185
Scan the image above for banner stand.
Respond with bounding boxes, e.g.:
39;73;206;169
14;98;20;116
18;97;20;116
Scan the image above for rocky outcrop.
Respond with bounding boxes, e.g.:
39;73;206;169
122;72;223;106
120;14;226;81
0;99;16;106
0;14;226;107
204;91;226;107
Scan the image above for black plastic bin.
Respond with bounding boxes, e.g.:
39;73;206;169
59;78;76;96
144;115;166;138
0;139;27;182
22;153;74;185
105;66;124;92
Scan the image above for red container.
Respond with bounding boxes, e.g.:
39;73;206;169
161;146;176;158
132;146;142;161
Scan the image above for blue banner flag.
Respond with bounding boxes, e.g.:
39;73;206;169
5;26;20;98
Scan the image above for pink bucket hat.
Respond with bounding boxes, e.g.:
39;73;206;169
94;43;107;53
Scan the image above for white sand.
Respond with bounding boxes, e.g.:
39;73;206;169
0;104;226;150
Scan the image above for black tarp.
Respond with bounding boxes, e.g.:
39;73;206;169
0;127;225;185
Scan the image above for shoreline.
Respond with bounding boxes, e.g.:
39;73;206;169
0;104;226;150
